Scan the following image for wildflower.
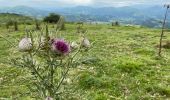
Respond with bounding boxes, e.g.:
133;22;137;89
71;41;79;49
82;37;90;48
45;97;53;100
51;39;70;55
18;38;32;52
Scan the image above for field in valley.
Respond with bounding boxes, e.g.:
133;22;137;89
0;23;170;100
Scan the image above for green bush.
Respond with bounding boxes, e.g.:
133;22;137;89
43;13;60;23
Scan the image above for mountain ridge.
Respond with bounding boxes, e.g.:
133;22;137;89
0;5;168;27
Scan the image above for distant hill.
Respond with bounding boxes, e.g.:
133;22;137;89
0;5;169;28
55;6;167;28
0;6;50;18
0;13;33;24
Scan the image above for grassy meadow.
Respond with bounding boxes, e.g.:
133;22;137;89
0;23;170;99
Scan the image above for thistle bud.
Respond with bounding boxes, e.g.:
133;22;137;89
71;41;79;49
63;78;72;85
82;38;90;48
45;97;53;100
39;36;52;50
18;38;32;52
39;37;46;48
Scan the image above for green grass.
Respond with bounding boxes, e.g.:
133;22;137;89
0;23;170;99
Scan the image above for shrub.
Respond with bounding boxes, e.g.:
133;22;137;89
43;13;60;23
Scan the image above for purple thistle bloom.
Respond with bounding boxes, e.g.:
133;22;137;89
52;39;70;55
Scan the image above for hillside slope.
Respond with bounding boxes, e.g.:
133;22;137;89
0;24;170;99
0;13;33;24
0;6;49;17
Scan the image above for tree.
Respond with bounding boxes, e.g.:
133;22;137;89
35;19;40;30
6;20;13;29
6;20;18;31
43;13;60;23
112;21;119;26
115;21;119;26
14;21;18;31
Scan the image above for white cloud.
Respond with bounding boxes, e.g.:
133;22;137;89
55;0;93;6
0;0;170;7
73;0;92;4
92;0;170;7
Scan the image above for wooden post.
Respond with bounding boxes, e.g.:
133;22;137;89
14;21;18;31
35;19;40;30
158;4;170;56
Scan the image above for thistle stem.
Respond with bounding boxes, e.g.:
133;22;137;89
56;48;81;91
28;52;50;97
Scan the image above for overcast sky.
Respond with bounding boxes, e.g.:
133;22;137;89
0;0;169;7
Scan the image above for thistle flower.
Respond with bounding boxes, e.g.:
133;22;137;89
71;41;79;49
45;97;53;100
82;38;90;48
51;39;70;55
18;37;32;52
